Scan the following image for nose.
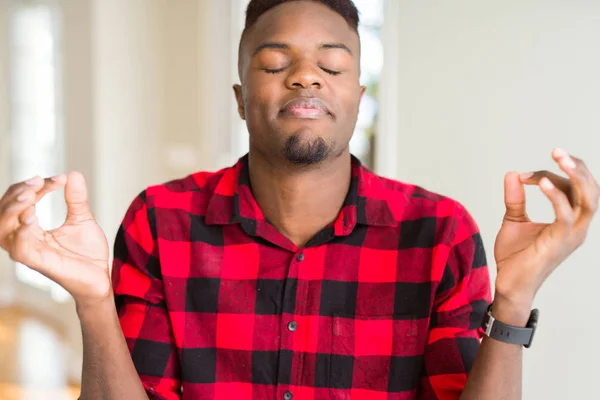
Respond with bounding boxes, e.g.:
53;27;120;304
284;61;324;90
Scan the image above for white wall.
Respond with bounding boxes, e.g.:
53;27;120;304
384;1;600;398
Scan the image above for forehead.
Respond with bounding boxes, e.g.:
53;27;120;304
244;1;359;53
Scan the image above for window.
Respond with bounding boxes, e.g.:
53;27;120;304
352;0;385;169
8;0;69;302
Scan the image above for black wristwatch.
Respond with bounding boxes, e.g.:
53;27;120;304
481;303;540;348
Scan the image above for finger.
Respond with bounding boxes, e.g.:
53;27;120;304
0;176;45;211
64;171;93;222
520;170;575;207
0;176;43;201
1;205;38;251
569;156;599;216
8;215;44;271
34;174;68;203
0;175;66;216
0;191;37;247
553;149;599;219
18;205;36;225
0;176;66;251
504;171;530;222
552;148;584;210
539;177;576;234
20;205;46;251
0;176;66;240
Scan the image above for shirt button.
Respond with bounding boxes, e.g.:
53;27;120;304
287;321;297;332
284;391;293;400
296;253;304;262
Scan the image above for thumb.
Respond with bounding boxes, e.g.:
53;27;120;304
504;171;530;222
64;171;93;222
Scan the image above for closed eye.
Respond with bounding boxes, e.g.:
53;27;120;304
264;66;341;76
264;67;285;74
321;67;341;76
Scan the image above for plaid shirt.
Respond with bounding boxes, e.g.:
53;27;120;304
112;155;491;400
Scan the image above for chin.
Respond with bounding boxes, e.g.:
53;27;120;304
279;123;332;140
282;132;334;166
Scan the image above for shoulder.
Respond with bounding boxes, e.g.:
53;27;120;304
366;169;480;245
139;164;236;212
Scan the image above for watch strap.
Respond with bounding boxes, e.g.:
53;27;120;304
482;304;539;348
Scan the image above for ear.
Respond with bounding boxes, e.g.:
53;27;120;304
232;84;246;120
359;85;367;99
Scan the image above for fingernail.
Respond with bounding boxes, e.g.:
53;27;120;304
50;174;64;182
25;176;40;185
520;172;534;180
17;192;30;202
24;216;36;225
554;148;568;158
541;177;554;190
561;156;576;169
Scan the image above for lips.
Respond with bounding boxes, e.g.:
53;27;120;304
281;97;329;119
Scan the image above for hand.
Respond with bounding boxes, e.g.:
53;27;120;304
0;172;111;307
493;148;599;313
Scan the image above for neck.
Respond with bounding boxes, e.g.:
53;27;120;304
248;149;352;248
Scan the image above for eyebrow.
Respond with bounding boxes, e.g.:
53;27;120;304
252;41;353;56
320;43;353;55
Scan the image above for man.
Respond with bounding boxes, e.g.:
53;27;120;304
0;0;598;399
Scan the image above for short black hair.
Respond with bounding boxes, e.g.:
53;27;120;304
243;0;360;34
238;0;360;80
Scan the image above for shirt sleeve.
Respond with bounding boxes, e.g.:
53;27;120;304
111;190;181;400
417;203;493;400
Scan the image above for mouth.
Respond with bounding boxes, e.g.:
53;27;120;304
280;97;331;120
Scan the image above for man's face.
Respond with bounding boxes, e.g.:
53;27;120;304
234;1;365;166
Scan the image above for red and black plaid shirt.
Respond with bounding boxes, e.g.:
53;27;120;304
112;155;491;400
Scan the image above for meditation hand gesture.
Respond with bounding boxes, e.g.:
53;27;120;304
0;172;111;307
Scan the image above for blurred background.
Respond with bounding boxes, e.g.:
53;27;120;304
0;1;598;399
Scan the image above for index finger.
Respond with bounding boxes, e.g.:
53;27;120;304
0;175;67;216
34;174;68;203
553;149;599;219
0;176;44;204
520;170;575;207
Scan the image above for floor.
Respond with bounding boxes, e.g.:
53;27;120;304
0;307;80;400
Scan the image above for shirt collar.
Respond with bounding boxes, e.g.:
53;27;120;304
204;154;398;233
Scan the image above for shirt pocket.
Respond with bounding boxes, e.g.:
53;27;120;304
328;314;425;400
